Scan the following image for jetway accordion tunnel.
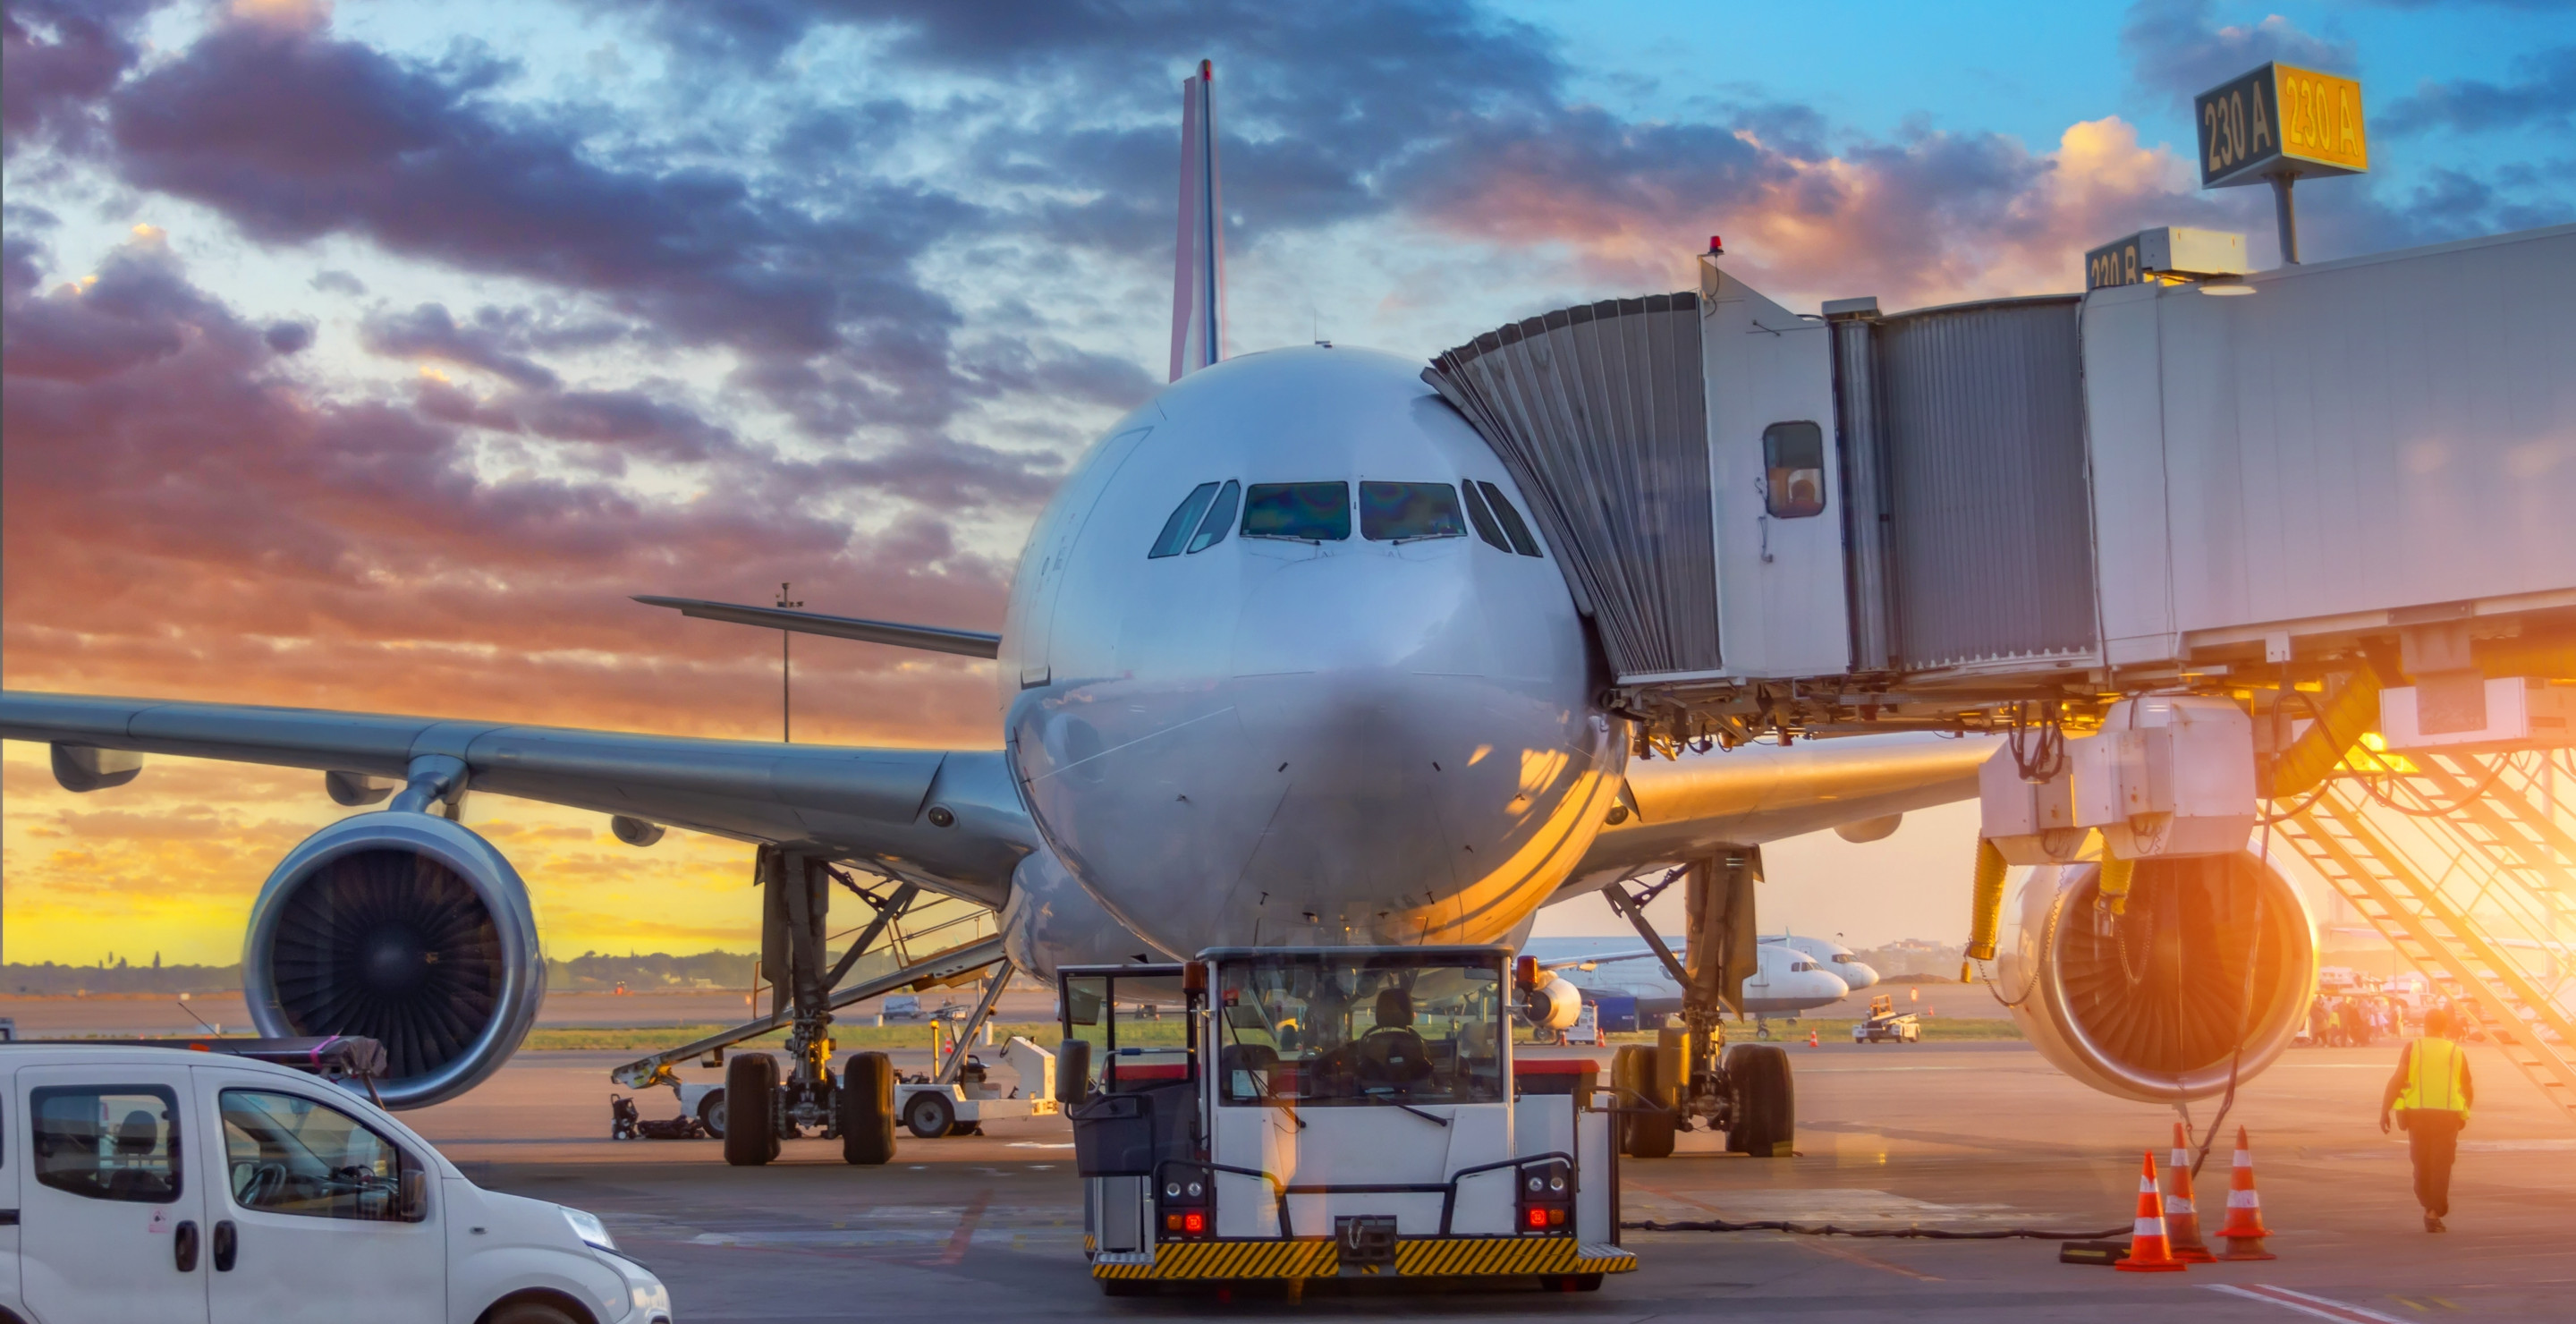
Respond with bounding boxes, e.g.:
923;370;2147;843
1992;849;2315;1104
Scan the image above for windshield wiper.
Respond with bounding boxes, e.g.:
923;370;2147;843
1363;1094;1449;1127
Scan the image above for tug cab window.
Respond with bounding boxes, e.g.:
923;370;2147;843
1215;953;1504;1107
1242;482;1351;541
1762;421;1826;518
1359;482;1465;542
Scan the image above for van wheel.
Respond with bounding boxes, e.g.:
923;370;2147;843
723;1053;778;1167
839;1052;897;1165
905;1090;957;1139
488;1300;582;1324
699;1089;727;1139
1723;1043;1794;1157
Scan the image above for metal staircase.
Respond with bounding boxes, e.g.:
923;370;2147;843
2274;749;2576;1125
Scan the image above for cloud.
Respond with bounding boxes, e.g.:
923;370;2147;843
1;0;157;156
2380;46;2576;136
2120;0;2355;107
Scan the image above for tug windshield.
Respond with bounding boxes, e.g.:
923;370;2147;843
1215;952;1504;1107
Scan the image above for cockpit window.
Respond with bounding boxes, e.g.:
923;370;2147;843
1461;480;1512;552
1473;480;1542;557
1242;482;1351;541
1188;480;1239;554
1150;483;1221;558
1359;482;1465;542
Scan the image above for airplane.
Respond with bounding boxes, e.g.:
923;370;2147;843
0;60;1992;1112
1763;934;1879;991
1522;936;1852;1039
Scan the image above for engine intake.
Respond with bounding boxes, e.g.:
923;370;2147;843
243;813;545;1108
1993;848;2315;1103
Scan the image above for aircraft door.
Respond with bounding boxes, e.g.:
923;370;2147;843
16;1064;210;1324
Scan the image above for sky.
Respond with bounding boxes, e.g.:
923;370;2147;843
4;0;2570;964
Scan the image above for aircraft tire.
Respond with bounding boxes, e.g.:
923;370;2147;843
1607;1046;1648;1157
839;1051;897;1165
1724;1043;1795;1157
722;1052;777;1167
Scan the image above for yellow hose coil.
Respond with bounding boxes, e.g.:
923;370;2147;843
2097;853;2136;916
2268;670;2381;799
1963;836;2009;975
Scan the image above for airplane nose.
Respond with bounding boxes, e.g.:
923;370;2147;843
1840;962;1880;990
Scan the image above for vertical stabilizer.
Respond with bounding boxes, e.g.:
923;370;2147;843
1169;59;1224;382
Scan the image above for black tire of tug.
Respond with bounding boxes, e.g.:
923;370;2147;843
840;1050;897;1165
723;1051;779;1167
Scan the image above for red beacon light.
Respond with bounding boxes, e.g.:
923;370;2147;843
1707;234;1725;255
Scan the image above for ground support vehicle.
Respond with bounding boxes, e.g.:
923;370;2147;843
0;1038;668;1324
1852;994;1922;1044
1057;949;1638;1294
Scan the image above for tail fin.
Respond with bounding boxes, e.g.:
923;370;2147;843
1169;59;1224;382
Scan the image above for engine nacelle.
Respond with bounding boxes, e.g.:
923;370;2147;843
242;812;546;1109
1521;970;1583;1031
1994;848;2316;1103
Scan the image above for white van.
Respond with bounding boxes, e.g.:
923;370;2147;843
0;1042;670;1324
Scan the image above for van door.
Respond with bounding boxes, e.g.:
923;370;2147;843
0;1076;20;1312
16;1064;211;1324
192;1073;445;1324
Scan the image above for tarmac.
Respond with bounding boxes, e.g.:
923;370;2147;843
395;1036;2575;1322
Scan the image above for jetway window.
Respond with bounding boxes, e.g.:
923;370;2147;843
1461;480;1511;551
1149;482;1221;557
1242;482;1351;541
1359;481;1465;542
1187;480;1240;554
1762;421;1826;518
1474;481;1543;557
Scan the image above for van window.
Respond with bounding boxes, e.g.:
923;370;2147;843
1359;482;1465;542
1241;482;1350;541
220;1090;421;1223
1473;481;1542;557
1763;420;1826;518
1149;482;1221;557
30;1085;182;1202
1188;480;1240;554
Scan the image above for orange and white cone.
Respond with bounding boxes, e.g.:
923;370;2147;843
1809;1029;1819;1048
2116;1150;2188;1272
2162;1123;2216;1262
2215;1125;2277;1260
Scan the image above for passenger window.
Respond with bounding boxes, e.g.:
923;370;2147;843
1359;482;1465;542
1241;482;1350;541
1461;480;1511;551
1188;480;1239;554
1763;420;1826;518
1150;482;1222;558
30;1085;182;1203
1473;481;1542;557
220;1090;421;1223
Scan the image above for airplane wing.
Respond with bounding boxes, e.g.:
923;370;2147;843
1551;731;1990;900
0;691;1035;908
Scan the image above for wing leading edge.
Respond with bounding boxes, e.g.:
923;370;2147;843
0;691;1034;908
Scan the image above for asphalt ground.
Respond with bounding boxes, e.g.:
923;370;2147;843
394;1037;2574;1323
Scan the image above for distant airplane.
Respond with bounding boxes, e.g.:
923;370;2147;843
1761;934;1879;991
1521;936;1852;1038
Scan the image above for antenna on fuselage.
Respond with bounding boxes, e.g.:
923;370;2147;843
1169;58;1224;382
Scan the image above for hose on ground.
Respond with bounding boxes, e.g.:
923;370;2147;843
1623;1219;2127;1240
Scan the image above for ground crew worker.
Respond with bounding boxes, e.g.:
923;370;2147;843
2380;1006;2475;1232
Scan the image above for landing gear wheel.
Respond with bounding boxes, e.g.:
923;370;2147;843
838;1051;897;1165
722;1052;778;1167
698;1089;727;1140
904;1089;957;1139
1723;1042;1794;1157
1608;1044;1674;1158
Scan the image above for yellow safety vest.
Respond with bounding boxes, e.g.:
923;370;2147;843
2395;1036;2469;1114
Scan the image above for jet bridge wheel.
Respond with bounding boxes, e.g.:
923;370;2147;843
904;1089;957;1139
1723;1043;1794;1157
839;1051;897;1165
723;1052;779;1167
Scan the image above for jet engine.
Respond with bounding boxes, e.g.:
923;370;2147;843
1992;849;2316;1103
242;812;546;1108
1521;970;1583;1031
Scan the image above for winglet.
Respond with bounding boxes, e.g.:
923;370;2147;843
1169;58;1224;382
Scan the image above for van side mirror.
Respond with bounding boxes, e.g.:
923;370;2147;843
1056;1039;1093;1108
400;1167;428;1221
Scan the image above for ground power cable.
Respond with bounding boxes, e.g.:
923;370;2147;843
1623;1219;2127;1241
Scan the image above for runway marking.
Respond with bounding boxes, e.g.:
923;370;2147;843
939;1191;990;1265
1008;1142;1075;1149
2210;1284;2414;1324
1793;1235;1943;1282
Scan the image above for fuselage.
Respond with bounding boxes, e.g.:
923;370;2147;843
1521;938;1852;1015
1764;935;1879;991
998;346;1624;957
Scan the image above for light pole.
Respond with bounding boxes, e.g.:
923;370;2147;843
776;581;801;743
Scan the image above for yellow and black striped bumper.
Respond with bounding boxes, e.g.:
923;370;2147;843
1091;1236;1636;1281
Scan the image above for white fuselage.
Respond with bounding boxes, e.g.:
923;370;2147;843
1764;935;1880;991
999;346;1623;957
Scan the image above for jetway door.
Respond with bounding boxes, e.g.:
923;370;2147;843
1425;294;1720;682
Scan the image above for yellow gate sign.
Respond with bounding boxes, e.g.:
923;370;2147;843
2195;63;2367;189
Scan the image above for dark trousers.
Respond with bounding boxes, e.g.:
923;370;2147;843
2403;1109;2464;1216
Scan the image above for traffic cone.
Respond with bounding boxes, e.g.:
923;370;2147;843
2215;1125;2277;1260
1809;1029;1819;1048
2162;1124;2216;1262
2115;1151;2187;1272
